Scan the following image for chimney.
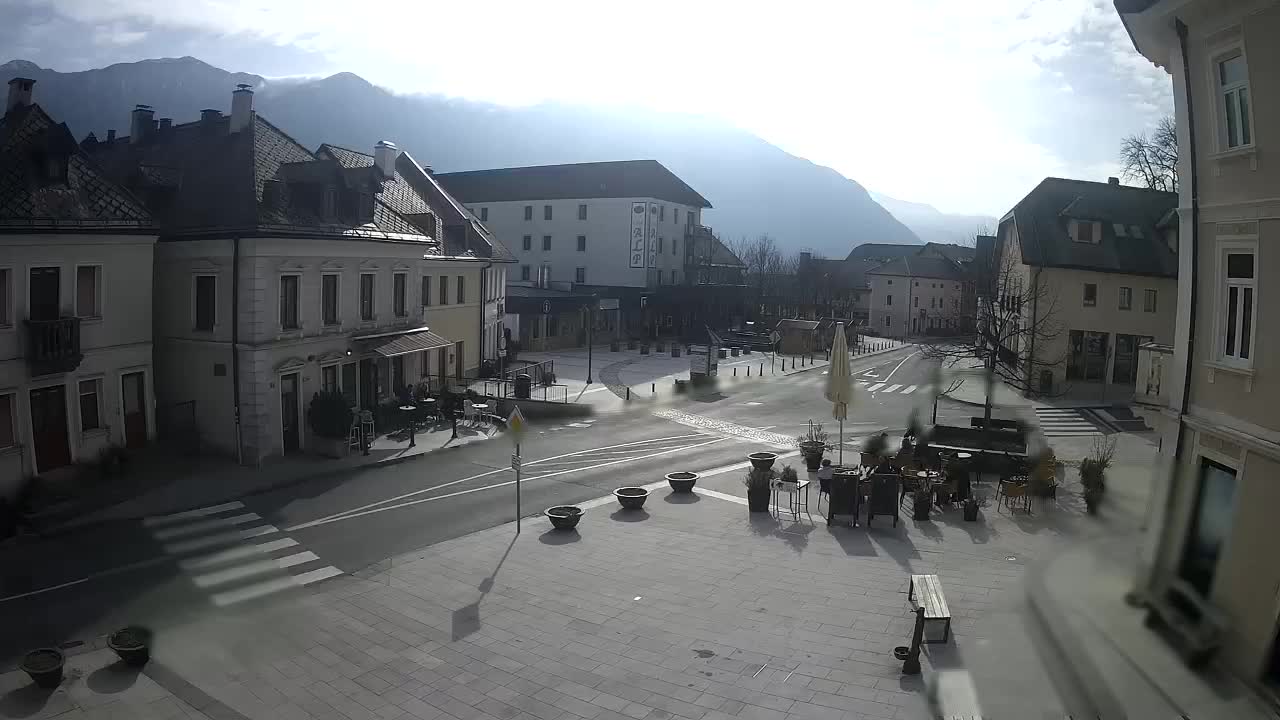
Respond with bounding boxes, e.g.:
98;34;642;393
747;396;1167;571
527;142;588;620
374;140;399;178
130;105;155;144
230;83;253;133
6;77;34;112
799;251;811;263
158;118;172;131
106;128;116;142
201;108;221;123
1108;176;1120;186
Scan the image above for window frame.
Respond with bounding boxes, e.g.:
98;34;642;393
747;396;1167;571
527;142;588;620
1216;241;1256;366
542;235;551;251
524;205;533;221
75;263;103;319
359;272;376;322
543;204;552;221
456;275;465;304
420;275;431;308
439;275;449;306
578;203;587;220
392;272;408;318
279;273;301;330
1213;48;1253;151
320;363;339;394
0;392;15;449
575;267;586;284
0;266;11;328
1143;289;1157;313
522;235;532;251
577;235;586;252
1119;286;1132;311
521;265;531;281
479;207;488;222
193;273;218;331
78;377;103;432
886;294;893;307
1083;283;1097;307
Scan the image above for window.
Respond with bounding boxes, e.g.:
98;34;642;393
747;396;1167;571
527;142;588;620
393;273;407;317
78;379;101;431
1143;289;1157;313
1179;459;1237;595
321;364;338;394
674;208;680;225
439;275;449;305
522;235;532;251
672;238;678;255
77;265;101;318
0;268;10;327
931;297;936;309
1075;220;1097;244
543;204;553;221
887;279;893;285
280;275;300;329
524;205;532;221
575;267;586;283
341;363;357;406
0;393;13;449
456;275;465;304
578;203;587;220
323;187;337;218
542;235;551;251
421;275;431;307
521;265;531;281
1114;223;1128;238
360;273;375;321
1221;249;1255;362
886;295;893;307
1083;283;1097;307
660;205;665;221
194;274;217;330
577;235;587;252
670;269;676;285
1119;287;1132;310
322;274;339;326
913;296;919;308
658;237;664;253
885;316;891;327
480;207;488;221
1218;53;1252;149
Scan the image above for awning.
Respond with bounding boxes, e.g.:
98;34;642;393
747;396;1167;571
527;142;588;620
360;329;454;358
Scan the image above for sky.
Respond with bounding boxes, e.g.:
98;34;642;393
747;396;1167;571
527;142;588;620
0;0;1172;217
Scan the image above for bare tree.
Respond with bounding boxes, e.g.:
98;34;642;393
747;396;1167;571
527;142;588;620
918;234;1065;426
1120;116;1178;192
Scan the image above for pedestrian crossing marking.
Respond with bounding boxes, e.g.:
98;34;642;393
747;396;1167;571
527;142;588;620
143;501;245;527
884;384;903;393
868;383;886;392
151;512;261;541
903;385;918;394
1034;408;1104;437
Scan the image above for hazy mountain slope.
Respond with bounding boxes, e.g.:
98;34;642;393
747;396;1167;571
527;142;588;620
3;56;921;257
869;191;996;246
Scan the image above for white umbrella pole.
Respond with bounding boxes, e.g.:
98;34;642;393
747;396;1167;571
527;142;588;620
839;416;844;465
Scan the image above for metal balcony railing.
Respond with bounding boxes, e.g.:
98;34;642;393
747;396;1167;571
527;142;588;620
25;316;83;376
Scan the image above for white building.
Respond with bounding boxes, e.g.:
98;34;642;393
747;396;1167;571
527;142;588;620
1;78;158;498
86;87;512;463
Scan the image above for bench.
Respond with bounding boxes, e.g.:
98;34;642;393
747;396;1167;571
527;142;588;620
1144;576;1225;668
908;574;952;644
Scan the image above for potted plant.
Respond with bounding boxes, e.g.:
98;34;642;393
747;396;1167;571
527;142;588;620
748;451;778;470
861;433;889;468
666;471;698;493
308;391;353;458
19;648;64;688
545;505;583;530
108;625;152;667
613;487;650;510
1080;436;1116;514
671;346;681;358
905;410;923;441
744;468;774;512
796;421;828;472
779;465;799;485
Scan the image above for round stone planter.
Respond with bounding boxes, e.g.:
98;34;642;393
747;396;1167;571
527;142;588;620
20;648;64;689
747;487;771;512
748;452;778;470
545;505;583;530
799;442;825;471
613;487;650;510
108;626;152;667
893;646;910;661
666;471;698;493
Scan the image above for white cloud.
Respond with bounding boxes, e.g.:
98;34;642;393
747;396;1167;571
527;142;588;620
33;0;1173;216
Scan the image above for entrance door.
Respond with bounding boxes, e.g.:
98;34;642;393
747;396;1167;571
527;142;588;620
280;372;300;454
121;371;148;449
359;359;378;409
29;267;60;321
30;385;70;473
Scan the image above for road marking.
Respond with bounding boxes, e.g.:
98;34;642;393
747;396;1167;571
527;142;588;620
150;512;261;541
884;384;903;393
163;524;279;556
883;350;920;383
192;550;320;589
143;501;245;527
903;385;918;394
180;538;299;571
651;409;795;446
868;383;885;392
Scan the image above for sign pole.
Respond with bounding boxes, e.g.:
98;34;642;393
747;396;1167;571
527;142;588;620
507;406;528;534
515;442;522;533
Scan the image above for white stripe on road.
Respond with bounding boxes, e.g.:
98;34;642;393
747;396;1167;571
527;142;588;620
883;350;920;383
143;501;245;527
208;563;342;607
191;551;319;589
884;384;903;393
179;538;299;571
163;524;279;555
150;512;261;541
902;385;918;394
868;383;885;392
294;566;344;586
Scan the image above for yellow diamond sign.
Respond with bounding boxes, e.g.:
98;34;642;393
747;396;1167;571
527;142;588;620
507;406;528;445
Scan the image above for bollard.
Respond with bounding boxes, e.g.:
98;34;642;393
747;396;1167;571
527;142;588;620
760;362;764;376
902;606;925;675
733;367;737;377
626;387;631;401
747;366;751;377
651;383;655;393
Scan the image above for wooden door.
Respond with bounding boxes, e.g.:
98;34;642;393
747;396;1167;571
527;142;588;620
29;267;60;320
29;385;70;472
121;371;147;449
280;373;300;454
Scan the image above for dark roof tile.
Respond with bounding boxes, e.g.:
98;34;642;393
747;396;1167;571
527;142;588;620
436;160;711;208
866;255;967;280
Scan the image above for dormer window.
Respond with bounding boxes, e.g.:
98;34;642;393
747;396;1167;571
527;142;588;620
322;186;337;219
1072;219;1100;244
358;192;375;222
32;151;68;185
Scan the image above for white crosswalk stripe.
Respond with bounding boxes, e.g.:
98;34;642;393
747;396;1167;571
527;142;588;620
1035;408;1104;437
144;503;343;607
902;385;918;394
884;384;903;393
868;383;886;392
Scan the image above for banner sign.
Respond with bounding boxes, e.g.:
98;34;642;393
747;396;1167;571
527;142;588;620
647;202;659;268
629;202;646;268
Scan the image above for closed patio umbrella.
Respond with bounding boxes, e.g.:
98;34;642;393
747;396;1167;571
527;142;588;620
824;323;855;464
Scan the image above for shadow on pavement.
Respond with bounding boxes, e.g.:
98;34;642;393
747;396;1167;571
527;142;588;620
86;660;142;694
537;529;581;545
609;509;650;523
0;683;55;718
662;492;700;504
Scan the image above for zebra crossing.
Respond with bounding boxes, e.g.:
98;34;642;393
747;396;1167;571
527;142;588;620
1034;408;1105;437
143;501;342;607
858;381;918;395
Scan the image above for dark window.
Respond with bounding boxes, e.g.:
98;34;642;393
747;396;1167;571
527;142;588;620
670;269;676;284
280;275;300;329
195;275;216;330
543;205;552;220
1119;287;1132;310
360;274;374;321
672;238;678;255
658;237;664;253
524;205;532;221
1180;459;1237;595
321;365;338;394
457;276;465;304
577;235;586;252
522;235;532;251
391;356;405;395
542;235;551;251
393;273;407;317
547;314;559;337
660;205;665;221
674;208;680;225
1077;220;1095;243
439;275;449;305
578;204;587;220
421;276;431;307
0;395;11;449
341;363;357;406
323;187;337;218
1083;283;1097;306
886;295;893;306
322;274;339;325
1144;289;1157;313
79;379;100;431
480;207;488;221
521;265;530;281
575;267;585;283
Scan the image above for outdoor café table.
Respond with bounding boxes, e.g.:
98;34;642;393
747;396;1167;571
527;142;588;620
399;405;417;448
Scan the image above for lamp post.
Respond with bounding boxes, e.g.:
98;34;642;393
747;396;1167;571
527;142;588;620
586;295;596;384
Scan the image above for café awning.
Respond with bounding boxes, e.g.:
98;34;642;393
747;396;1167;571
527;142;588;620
358;329;454;358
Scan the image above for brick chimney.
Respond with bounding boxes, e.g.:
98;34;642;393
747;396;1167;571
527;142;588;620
106;129;116;142
374;140;399;178
130;104;155;144
230;84;253;133
1108;176;1120;185
5;77;34;112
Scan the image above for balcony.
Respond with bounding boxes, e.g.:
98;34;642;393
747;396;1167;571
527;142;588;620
25;317;83;376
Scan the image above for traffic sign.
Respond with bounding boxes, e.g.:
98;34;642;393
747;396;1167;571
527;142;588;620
770;330;781;344
511;453;522;471
542;300;551;314
507;406;528;445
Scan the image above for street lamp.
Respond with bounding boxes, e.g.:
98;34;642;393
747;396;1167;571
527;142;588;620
586;295;597;384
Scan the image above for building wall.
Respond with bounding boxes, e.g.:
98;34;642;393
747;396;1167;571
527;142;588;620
470;197;701;289
0;233;157;496
867;273;969;338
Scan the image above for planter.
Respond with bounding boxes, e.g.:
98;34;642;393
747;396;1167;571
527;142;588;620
656;341;666;352
962;501;979;522
747;487;771;512
893;646;911;661
912;497;932;521
799;442;825;471
614;487;650;510
610;341;619;352
627;339;637;350
671;347;681;358
743;347;752;355
748;452;778;470
731;347;740;357
640;345;650;355
545;505;583;530
666;471;698;493
20;648;64;689
309;435;349;459
108;626;152;667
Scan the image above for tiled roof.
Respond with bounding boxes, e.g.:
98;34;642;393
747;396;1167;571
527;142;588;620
845;243;922;263
1008;177;1177;277
866;255;967;280
776;319;821;331
436;160;712;208
0;103;152;230
920;242;977;264
395;151;516;262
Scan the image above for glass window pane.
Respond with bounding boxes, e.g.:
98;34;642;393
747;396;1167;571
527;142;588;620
1227;253;1254;279
78;266;98;316
1220;55;1246;86
1241;287;1253;360
1226;286;1238;355
1240;88;1251;145
1179;459;1237;595
0;395;13;447
1225;91;1240;147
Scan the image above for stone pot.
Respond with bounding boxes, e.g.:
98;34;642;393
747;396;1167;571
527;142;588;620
747;487;771;512
627;339;637;350
108;626;152;667
962;501;979;522
610;340;620;352
666;471;698;493
912;495;932;521
748;452;778;470
799;442;825;470
640;344;650;355
20;648;64;689
614;487;649;510
545;505;583;530
671;347;681;358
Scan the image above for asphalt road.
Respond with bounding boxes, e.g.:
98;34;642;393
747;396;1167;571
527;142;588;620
0;345;987;662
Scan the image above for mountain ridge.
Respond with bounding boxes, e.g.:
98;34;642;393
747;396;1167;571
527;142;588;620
3;56;926;257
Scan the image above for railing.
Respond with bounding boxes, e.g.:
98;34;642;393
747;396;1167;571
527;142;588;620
24;317;82;376
504;359;555;386
481;378;570;404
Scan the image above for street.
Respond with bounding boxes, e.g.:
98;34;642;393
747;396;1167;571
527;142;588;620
0;346;979;664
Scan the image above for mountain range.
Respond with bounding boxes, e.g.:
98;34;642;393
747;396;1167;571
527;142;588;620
2;56;983;257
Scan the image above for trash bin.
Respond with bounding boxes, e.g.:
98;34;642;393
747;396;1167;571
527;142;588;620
514;373;532;399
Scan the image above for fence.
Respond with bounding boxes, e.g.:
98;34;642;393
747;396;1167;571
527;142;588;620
481;377;570;404
503;359;556;386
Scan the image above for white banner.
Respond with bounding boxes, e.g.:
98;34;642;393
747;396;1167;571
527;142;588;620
647;202;659;268
629;202;646;268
